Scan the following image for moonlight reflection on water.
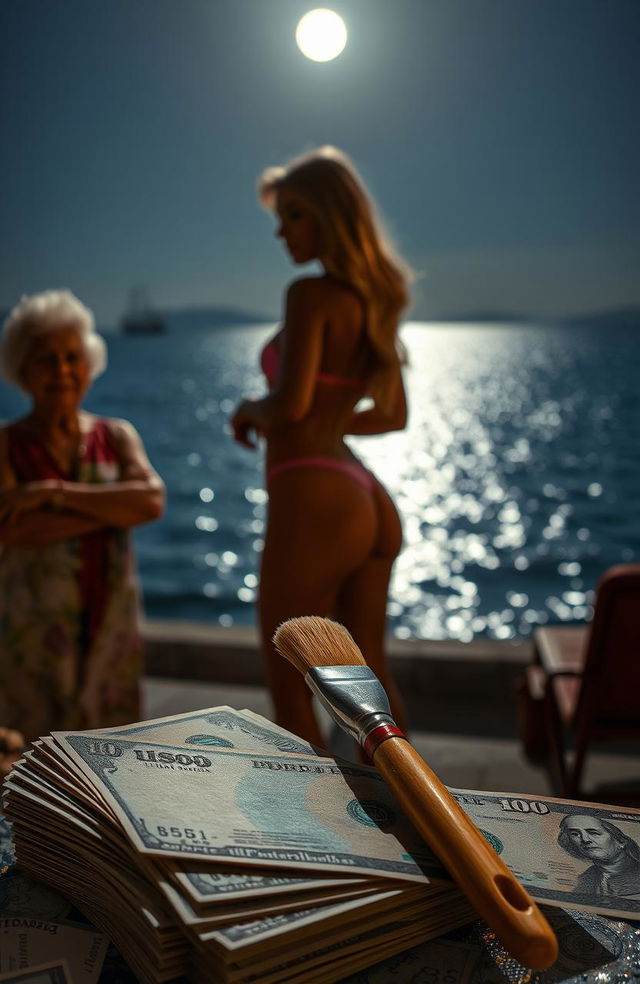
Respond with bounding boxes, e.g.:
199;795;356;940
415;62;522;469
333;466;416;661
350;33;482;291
344;322;635;640
110;320;639;639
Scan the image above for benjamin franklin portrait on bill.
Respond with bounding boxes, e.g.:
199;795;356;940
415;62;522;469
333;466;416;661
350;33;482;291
558;814;640;897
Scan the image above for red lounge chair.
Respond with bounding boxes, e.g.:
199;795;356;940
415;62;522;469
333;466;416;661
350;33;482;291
526;564;640;803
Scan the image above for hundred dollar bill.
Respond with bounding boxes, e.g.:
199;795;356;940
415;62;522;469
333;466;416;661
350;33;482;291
0;867;72;923
51;734;640;918
102;707;372;905
199;887;408;942
451;789;640;919
205;888;461;950
0;919;108;984
166;860;370;906
339;903;624;984
0;963;72;984
200;890;474;980
340;937;483;984
100;706;319;756
53;733;438;882
158;871;384;927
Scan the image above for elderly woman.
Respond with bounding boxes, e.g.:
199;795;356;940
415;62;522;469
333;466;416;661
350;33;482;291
0;289;165;743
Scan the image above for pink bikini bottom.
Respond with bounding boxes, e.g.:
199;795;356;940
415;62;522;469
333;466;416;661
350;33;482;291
267;456;374;493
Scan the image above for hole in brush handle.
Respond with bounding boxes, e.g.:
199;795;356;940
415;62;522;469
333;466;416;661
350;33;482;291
491;875;558;968
494;873;533;913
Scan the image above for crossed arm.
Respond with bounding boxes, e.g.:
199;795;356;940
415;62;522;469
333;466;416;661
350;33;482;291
0;419;165;547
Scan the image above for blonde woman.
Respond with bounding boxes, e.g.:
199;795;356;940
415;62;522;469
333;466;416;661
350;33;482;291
231;147;410;747
0;289;165;742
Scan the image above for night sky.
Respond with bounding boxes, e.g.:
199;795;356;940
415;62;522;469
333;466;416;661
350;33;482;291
1;0;638;325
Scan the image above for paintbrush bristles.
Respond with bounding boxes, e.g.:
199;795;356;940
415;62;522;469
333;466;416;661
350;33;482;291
273;617;367;675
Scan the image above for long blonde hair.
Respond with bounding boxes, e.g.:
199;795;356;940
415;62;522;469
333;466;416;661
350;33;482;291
258;146;411;411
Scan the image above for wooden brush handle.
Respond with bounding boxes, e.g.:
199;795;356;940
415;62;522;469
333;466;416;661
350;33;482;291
373;737;558;969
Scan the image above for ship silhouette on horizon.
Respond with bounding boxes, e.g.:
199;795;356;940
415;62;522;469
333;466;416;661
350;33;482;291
120;287;166;334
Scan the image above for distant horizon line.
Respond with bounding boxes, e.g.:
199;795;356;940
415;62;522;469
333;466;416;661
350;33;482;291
98;301;640;332
2;299;639;333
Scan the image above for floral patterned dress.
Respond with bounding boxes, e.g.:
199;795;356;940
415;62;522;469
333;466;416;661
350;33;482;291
0;418;142;741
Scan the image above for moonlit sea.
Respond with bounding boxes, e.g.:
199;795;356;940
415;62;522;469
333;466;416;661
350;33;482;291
2;320;638;642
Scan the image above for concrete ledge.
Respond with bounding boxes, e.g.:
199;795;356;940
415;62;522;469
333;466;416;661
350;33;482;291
143;620;264;686
142;619;534;738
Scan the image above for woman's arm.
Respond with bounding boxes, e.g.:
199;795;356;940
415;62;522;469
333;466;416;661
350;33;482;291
231;279;326;447
56;419;165;527
0;510;108;546
0;431;64;545
0;431;105;544
345;368;408;435
0;420;164;545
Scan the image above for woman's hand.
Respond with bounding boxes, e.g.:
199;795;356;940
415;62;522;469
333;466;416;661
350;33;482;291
0;480;61;524
230;399;266;450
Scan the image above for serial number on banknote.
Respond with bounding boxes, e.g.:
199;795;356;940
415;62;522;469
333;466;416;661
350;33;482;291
152;825;210;842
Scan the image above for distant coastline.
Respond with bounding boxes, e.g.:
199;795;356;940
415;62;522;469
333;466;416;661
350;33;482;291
413;305;640;327
1;303;639;336
125;302;640;332
557;306;640;329
162;304;276;328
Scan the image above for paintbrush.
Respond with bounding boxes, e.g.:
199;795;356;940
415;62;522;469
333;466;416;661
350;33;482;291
273;615;558;970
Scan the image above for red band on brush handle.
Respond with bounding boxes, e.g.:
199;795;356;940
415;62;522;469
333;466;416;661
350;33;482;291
363;724;407;758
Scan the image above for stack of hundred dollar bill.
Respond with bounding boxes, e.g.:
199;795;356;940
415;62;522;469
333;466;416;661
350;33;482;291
2;707;639;984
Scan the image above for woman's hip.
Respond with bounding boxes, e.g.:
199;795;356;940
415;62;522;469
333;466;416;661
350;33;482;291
266;455;373;493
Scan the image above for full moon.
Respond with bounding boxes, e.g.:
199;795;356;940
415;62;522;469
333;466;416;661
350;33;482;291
295;9;348;62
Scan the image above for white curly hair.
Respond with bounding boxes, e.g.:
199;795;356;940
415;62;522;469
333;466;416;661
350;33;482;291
0;289;107;389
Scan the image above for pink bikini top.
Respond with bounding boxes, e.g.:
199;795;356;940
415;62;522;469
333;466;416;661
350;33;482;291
260;334;362;389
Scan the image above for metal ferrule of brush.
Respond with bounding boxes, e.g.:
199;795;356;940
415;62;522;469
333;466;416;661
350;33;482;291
306;665;398;747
